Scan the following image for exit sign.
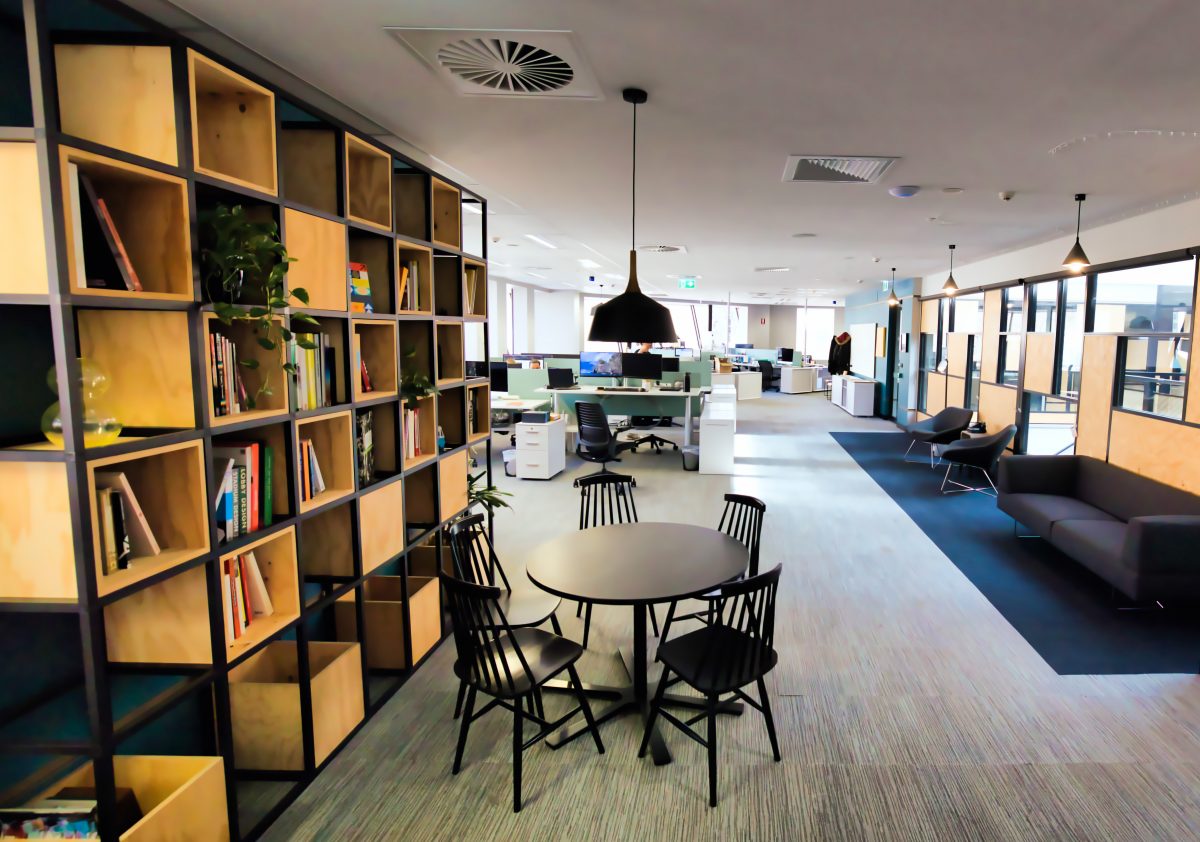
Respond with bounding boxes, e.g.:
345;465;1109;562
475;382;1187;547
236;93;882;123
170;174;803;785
677;277;697;289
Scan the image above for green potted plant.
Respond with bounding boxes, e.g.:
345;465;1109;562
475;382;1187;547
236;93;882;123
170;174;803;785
199;203;320;407
468;469;511;515
400;343;436;409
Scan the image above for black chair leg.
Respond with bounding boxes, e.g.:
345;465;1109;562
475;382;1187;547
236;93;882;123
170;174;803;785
576;600;584;618
512;698;523;813
453;686;476;774
658;601;677;653
453;679;466;720
706;693;719;807
549;613;563;636
582;603;593;649
757;676;781;762
649;604;660;637
566;663;605;755
637;667;672;758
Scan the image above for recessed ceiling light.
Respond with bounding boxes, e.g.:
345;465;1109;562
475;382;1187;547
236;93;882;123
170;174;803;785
754;266;791;273
526;271;547;279
637;244;685;254
603;273;625;280
524;234;558;249
578;258;602;269
888;185;921;198
791;233;817;239
666;273;703;280
942;187;964;195
525;266;552;271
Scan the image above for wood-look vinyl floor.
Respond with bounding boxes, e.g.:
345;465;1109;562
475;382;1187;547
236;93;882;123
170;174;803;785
262;393;1200;841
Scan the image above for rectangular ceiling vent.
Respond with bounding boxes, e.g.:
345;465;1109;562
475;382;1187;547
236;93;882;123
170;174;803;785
385;28;602;99
783;155;899;184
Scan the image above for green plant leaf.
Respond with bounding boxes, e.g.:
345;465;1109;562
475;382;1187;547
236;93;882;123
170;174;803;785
290;287;310;305
239;358;260;369
291;313;320;326
296;338;319;351
257;337;277;351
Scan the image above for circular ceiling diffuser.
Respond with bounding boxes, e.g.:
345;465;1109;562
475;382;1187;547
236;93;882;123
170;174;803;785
637;245;682;253
436;38;574;93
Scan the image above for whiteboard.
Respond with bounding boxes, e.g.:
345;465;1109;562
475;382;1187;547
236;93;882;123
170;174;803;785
849;322;876;376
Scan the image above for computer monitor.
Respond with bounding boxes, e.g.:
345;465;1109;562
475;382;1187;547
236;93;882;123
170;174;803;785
547;367;575;388
778;347;794;363
661;357;681;373
622;353;663;381
734;343;753;349
489;361;509;392
579;351;623;378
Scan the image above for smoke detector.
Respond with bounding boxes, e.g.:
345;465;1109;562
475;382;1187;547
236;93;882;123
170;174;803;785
385;29;602;99
783;155;900;184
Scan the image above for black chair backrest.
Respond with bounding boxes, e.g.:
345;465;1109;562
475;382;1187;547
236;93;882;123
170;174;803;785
930;406;974;434
977;424;1018;465
574;473;638;529
575;401;614;451
718;493;766;577
441;572;531;696
448;513;507;590
702;564;782;683
758;360;775;378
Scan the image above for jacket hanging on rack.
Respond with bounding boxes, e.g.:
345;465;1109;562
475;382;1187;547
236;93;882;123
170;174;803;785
828;332;852;375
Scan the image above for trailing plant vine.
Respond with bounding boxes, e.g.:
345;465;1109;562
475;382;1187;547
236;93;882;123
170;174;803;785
400;343;436;409
468;470;511;514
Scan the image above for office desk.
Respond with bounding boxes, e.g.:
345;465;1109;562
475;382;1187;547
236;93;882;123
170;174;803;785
537;386;705;446
780;365;819;394
491;394;552;412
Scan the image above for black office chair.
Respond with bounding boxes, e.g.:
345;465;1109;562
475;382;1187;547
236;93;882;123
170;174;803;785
659;494;764;645
937;424;1017;496
448;514;564;719
758;360;781;391
575;401;637;475
901;406;974;466
443;572;604;813
572;473;658;647
639;564;783;807
628;416;680;455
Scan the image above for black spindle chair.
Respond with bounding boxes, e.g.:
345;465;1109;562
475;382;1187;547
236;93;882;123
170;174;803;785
659;494;765;645
572;473;658;647
443;573;604;813
448;514;563;719
639;564;783;807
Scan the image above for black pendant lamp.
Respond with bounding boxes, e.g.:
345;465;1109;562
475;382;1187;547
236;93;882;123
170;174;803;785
942;244;959;296
887;268;900;306
1062;193;1091;273
588;88;677;343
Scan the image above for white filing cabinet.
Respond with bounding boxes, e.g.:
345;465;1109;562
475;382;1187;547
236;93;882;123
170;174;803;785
516;416;566;479
831;374;877;417
707;384;737;430
699;402;735;474
780;366;818;394
712;370;762;400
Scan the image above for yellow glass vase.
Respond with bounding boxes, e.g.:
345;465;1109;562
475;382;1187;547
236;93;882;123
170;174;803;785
41;358;123;448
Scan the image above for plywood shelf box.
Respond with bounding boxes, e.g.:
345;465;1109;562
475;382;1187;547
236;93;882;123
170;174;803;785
220;526;301;660
0;141;50;296
59;147;193;300
279;124;339;216
348;230;395;314
104;563;213;665
212;421;292;530
392;168;429;241
464;258;487;319
358;477;405;575
437;387;465;451
438;449;469;521
352;320;399;401
402;394;437;471
284;207;348;312
204;313;290;425
396;242;433;314
0;460;75;600
299;501;354;579
435;321;464;384
188;49;277;195
403;464;438;540
228;640;364;771
295;410;355;513
467;383;491;441
344;133;392;230
356;403;399;491
432;255;463;318
430;177;461;250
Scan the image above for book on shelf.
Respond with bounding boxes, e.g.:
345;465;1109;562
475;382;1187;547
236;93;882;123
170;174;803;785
243;550;274;616
397;263;410;311
402;405;422;461
210;332;249;417
213;443;266;542
222;550;277;644
299;438;327;502
400;259;422;311
356;410;375;487
97;487;117;575
95;472;160;557
291;331;342;411
466;266;479;316
72;167;142;292
1;785;141;839
348;261;374;313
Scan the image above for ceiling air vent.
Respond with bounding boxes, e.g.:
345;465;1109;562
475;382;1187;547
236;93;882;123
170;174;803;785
783;155;899;184
385;28;601;99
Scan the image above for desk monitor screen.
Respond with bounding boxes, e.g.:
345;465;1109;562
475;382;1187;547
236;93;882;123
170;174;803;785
547;367;575;388
579;351;623;378
489;361;509;392
622;352;663;380
661;357;680;373
778;347;794;362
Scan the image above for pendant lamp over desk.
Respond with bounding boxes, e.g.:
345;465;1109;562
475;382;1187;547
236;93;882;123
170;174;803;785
587;88;678;344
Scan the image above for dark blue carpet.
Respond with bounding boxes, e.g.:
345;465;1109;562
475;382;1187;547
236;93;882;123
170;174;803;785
833;432;1200;675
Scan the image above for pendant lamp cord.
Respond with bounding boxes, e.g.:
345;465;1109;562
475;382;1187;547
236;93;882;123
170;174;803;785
631;100;638;249
1076;198;1082;238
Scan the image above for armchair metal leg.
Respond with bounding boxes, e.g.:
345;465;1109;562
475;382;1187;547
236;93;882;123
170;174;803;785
940;464;998;496
1012;519;1040;539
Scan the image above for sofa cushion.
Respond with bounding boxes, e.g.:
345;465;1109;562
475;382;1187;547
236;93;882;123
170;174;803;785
1049;519;1137;597
1075;457;1200;521
998;493;1117;537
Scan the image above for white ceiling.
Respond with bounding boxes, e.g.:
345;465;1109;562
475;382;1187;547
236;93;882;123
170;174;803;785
172;0;1200;303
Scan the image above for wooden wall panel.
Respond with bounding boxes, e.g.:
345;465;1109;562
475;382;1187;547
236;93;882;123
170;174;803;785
1024;333;1056;394
1108;410;1200;495
947;333;970;378
946;375;967;408
980;289;1002;384
978;382;1018;433
284;208;347;311
0;142;49;296
1076;335;1118;460
926;372;947;416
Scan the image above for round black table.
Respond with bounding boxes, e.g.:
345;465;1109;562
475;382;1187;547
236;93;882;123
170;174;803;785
527;522;748;765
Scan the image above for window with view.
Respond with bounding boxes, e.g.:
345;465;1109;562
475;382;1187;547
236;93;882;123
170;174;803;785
1093;260;1195;333
1117;335;1189;420
996;285;1023;385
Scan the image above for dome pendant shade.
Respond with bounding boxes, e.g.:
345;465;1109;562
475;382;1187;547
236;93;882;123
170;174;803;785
887;268;900;306
587;250;677;342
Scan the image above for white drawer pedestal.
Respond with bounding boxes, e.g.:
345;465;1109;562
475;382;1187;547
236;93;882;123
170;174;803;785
516;417;566;479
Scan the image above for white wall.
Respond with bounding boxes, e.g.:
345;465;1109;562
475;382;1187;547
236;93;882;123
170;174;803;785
921;196;1200;295
768;305;797;349
747;305;771;347
531;289;582;354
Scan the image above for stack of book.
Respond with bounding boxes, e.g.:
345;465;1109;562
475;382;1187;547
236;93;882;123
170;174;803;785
402;405;423;460
348;261;374;313
212;443;273;544
210;332;248;417
353;334;374;394
299;439;327;502
356;412;374;487
95;472;161;575
221;550;275;642
398;259;422;311
66;162;143;292
291;332;341;411
466;266;479;316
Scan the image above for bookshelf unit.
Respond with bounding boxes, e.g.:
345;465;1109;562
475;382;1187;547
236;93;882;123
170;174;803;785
0;3;491;840
467;384;491;443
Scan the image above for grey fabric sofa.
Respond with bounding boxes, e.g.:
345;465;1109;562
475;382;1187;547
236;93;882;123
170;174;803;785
997;455;1200;602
